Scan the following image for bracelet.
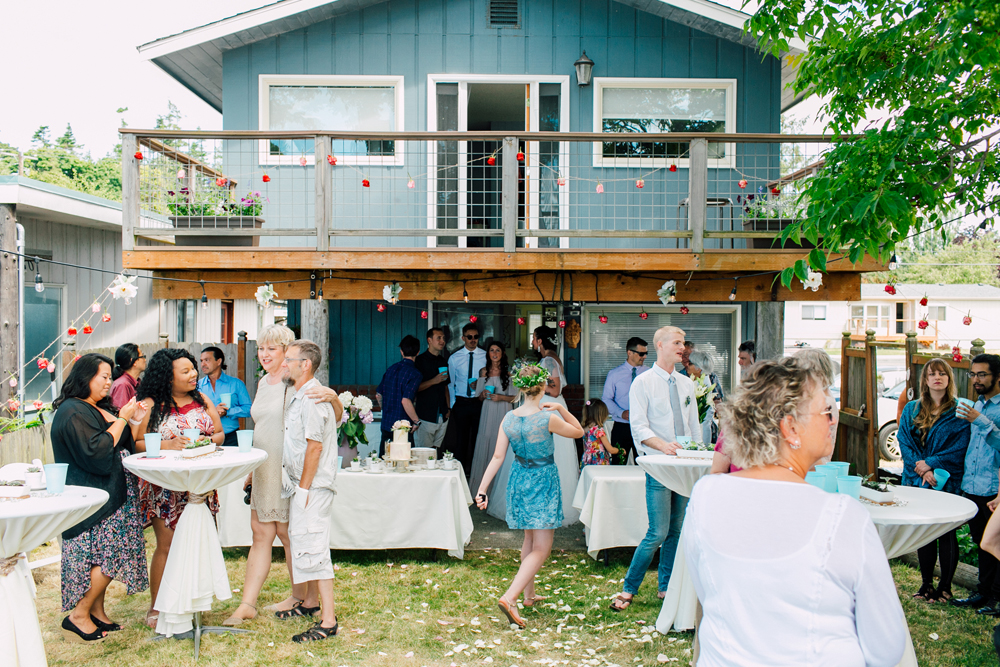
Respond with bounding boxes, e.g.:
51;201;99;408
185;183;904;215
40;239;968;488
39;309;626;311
116;417;128;424
128;418;142;425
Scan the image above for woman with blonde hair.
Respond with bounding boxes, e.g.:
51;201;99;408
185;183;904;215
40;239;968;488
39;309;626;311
224;324;343;625
897;358;970;602
475;362;584;629
683;357;906;666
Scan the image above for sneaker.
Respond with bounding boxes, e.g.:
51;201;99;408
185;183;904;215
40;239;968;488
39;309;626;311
952;592;990;608
976;600;1000;617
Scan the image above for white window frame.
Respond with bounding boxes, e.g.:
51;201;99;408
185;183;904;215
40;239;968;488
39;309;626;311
258;74;405;166
802;304;827;321
592;77;737;169
927;305;947;321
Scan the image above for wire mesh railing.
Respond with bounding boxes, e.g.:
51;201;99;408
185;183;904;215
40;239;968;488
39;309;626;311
121;130;842;252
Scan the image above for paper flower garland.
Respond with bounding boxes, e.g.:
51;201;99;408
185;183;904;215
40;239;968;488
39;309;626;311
657;280;677;305
599;314;609;324
383;283;402;305
255;283;277;309
636;179;644;189
91;301;101;314
108;274;138;304
802;271;823;292
327;154;337;165
738;179;747;189
964;312;973;326
952;346;963;362
82;324;93;335
299;157;308;167
517;317;526;325
680;306;690;315
918;318;929;330
420;310;428;319
377;303;386;313
67;327;77;336
919;295;928;307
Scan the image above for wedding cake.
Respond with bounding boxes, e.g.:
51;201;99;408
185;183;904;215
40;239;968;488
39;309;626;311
388;420;412;461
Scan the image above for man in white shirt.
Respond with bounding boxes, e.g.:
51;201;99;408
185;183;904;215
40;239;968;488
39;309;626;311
443;323;487;471
610;326;701;611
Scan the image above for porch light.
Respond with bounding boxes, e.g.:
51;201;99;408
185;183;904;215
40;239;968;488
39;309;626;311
574;51;594;87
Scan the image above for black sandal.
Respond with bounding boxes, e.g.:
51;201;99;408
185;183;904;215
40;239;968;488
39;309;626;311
61;616;108;643
912;583;935;601
293;620;339;643
275;601;321;620
931;588;953;603
91;616;122;632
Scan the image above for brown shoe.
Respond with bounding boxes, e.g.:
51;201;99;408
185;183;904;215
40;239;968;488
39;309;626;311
498;596;526;629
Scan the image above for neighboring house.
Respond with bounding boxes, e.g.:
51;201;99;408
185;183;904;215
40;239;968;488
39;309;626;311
119;0;877;411
784;283;1000;350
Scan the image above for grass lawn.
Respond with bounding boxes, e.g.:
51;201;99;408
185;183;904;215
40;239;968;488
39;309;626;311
30;533;1000;667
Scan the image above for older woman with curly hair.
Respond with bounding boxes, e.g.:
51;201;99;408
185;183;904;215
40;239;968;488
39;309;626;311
686;357;906;666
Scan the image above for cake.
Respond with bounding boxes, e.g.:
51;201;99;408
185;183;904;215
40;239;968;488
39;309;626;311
388;421;412;461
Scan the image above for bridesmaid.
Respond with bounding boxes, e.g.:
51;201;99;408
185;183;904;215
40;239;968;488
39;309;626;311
475;363;584;629
469;340;517;494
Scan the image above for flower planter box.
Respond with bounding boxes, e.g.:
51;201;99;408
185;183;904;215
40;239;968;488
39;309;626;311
860;486;894;504
169;216;264;247
741;218;815;250
676;449;714;460
0;483;28;498
181;442;217;458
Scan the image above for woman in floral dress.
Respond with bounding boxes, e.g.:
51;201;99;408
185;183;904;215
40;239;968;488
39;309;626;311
134;348;225;628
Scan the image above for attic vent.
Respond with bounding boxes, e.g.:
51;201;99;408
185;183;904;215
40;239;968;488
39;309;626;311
488;0;520;28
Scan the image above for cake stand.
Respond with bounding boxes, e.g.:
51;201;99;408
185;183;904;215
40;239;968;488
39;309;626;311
388;456;416;473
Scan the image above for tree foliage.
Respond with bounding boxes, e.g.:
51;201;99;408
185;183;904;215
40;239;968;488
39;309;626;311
866;231;1000;286
748;0;1000;287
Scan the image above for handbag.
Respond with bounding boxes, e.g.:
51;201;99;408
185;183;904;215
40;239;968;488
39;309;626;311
243;482;252;505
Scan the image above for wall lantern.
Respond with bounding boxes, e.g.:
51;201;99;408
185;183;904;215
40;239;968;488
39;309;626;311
574;51;594;87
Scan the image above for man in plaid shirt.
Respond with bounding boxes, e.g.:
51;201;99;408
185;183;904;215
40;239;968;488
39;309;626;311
376;335;423;456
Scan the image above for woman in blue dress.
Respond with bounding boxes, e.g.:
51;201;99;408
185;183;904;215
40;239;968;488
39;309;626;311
475;362;584;629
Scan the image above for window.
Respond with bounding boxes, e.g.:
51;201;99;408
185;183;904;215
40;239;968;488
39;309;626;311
23;285;63;404
259;75;404;165
927;306;946;321
851;305;864;319
593;78;736;167
802;305;827;320
176;300;196;342
487;0;520;28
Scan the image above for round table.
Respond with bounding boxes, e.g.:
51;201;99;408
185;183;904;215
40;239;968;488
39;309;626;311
0;486;109;667
635;455;712;634
123;449;266;654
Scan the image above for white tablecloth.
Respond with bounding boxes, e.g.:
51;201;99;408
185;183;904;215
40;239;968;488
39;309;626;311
571;466;647;559
635;455;712;634
123;449;266;636
218;464;475;559
0;486;109;667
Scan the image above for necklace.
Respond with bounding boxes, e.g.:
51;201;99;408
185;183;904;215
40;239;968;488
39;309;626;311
772;462;795;473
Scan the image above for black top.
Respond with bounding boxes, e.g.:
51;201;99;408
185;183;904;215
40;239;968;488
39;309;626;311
51;398;133;540
414;350;450;422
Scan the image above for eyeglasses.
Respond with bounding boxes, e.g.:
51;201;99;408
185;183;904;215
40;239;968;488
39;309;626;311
137;355;146;360
628;350;648;357
968;372;993;380
284;357;306;363
464;335;479;340
815;409;835;424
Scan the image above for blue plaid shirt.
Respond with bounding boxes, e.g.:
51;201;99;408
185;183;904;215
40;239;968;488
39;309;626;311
961;393;1000;497
376;358;423;428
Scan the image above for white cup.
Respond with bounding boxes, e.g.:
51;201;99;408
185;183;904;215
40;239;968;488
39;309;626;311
145;433;162;457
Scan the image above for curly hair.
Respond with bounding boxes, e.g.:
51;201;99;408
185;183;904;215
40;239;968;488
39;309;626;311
137;348;206;432
484;339;511;391
717;357;824;470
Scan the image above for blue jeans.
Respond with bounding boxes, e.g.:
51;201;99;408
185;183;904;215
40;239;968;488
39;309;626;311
623;473;688;595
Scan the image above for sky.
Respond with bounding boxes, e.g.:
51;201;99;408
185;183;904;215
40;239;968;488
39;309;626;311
0;0;821;159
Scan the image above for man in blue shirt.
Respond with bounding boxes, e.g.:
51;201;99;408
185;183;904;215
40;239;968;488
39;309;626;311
953;354;1000;615
376;335;424;457
198;346;252;447
601;336;649;464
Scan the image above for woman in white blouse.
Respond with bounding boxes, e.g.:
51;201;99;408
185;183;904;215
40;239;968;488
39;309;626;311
687;356;906;667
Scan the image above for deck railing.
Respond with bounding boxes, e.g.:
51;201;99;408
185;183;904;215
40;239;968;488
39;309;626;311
120;130;844;253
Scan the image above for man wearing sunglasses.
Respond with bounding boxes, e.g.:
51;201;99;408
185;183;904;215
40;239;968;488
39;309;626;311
443;323;487;471
601;337;649;465
953;354;1000;615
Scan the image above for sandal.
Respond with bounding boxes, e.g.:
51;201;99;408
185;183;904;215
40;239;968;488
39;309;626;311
523;595;548;608
276;601;321;620
264;596;303;613
912;583;935;601
931;588;953;603
61;616;108;644
145;609;160;629
91;616;122;632
292;619;339;643
609;593;633;612
498;596;526;629
223;602;257;627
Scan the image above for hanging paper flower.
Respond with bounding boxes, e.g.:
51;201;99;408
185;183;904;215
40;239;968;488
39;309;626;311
420;310;428;320
82;324;93;335
469;315;478;323
36;358;48;370
919;295;928;307
382;283;402;304
738;179;747;189
177;168;186;180
91;301;101;314
134;151;143;161
407;178;415;189
108;274;139;304
101;312;111;323
487;156;496;166
299;156;308;167
557;177;566;187
46;362;55;373
73;355;81;362
516;152;524;162
517;317;526;325
918;319;929;330
558;320;566;328
216;177;228;187
362;178;370;188
884;283;897;295
953;346;963;362
636;179;644;189
32;400;44;411
680;306;690;315
7;399;19;412
639;311;648;320
599;314;609;324
8;376;17;388
255;283;278;309
657;280;677;305
262;174;271;183
67;326;77;336
596;182;604;194
964;312;973;326
376;303;387;313
771;187;781;196
669;163;677;172
802;270;823;292
327;154;337;166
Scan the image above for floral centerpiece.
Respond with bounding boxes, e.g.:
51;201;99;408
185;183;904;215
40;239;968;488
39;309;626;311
693;375;717;423
338;392;374;458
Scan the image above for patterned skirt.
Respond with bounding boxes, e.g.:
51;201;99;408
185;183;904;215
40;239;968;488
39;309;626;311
61;469;149;611
139;481;219;531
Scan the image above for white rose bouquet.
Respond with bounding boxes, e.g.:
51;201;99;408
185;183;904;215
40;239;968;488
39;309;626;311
338;390;374;449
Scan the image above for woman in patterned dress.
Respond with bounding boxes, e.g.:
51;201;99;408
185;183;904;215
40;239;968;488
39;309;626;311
133;348;225;628
475;363;584;629
51;353;148;642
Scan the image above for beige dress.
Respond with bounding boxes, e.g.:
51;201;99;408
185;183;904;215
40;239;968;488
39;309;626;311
250;375;293;523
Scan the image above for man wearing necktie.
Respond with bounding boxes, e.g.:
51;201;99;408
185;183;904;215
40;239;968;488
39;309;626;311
601;336;649;465
610;326;701;612
443;323;487;472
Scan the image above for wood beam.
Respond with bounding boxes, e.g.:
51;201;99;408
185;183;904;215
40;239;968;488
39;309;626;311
151;270;860;303
124;249;883;273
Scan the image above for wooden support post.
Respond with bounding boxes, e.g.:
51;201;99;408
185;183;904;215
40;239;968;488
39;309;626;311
972;338;986;357
905;331;918;403
836;331;851;462
301;300;329;386
688;138;708;253
314;135;331;252
864;329;877;478
0;205;17;416
501;137;518;253
121;134;139;253
755;301;784;361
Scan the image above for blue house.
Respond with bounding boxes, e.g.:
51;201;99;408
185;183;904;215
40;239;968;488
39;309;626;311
124;0;871;407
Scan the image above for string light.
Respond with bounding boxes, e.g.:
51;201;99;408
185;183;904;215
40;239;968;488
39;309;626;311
463;281;469;303
200;280;208;309
729;279;738;301
888;254;898;271
33;268;44;293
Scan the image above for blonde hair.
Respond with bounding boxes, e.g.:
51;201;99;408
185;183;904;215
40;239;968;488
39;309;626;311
653;326;686;347
257;324;295;349
913;358;956;432
718;357;824;470
792;348;836;385
513;364;548;399
582;399;609;429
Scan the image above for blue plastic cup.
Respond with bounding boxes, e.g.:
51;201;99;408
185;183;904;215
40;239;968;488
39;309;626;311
236;430;253;453
837;475;863;499
219;393;232;408
183;428;200;442
956;397;974;409
145;433;162;457
934;468;951;491
439;367;448;375
815;464;840;492
805;471;828;490
485;385;496;394
828;461;850;478
44;463;68;494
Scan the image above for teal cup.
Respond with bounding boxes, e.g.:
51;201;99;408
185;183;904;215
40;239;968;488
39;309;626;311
828;461;850;478
676;435;693;447
837;475;863;499
220;393;232;408
183;428;200;442
815;464;840;492
805;471;828;490
485;385;496;394
956;397;974;409
236;430;253;453
934;468;951;491
44;463;68;494
145;433;162;457
439;367;448;375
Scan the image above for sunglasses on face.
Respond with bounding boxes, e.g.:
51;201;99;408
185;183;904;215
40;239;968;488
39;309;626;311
465;335;479;340
628;350;648;357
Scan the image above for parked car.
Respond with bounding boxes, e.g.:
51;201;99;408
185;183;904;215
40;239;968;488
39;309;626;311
832;376;905;461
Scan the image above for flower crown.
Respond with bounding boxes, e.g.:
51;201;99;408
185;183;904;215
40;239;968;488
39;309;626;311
510;359;551;389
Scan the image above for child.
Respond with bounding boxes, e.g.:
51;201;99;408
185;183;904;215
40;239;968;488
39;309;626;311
580;399;619;467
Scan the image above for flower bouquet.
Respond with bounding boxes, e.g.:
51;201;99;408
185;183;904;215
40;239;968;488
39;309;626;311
693;375;717;423
338;391;374;462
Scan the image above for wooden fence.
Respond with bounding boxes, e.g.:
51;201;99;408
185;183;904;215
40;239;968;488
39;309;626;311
0;423;53;467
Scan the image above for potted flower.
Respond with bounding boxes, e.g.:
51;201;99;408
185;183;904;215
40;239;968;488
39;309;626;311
0;480;28;498
337;391;375;465
441;451;456;470
168;186;267;247
369;455;384;473
24;466;43;488
350;456;361;472
860;474;894;504
739;186;812;250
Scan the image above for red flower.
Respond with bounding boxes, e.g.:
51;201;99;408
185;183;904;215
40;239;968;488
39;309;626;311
262;174;271;183
918;319;928;330
919;296;928;307
46;362;55;373
669;164;677;172
680;306;690;315
599;315;608;324
134;151;143;160
517;317;526;325
884;284;896;295
362;179;370;188
7;399;19;412
82;325;93;335
771;187;781;196
327;154;337;165
73;355;81;362
469;315;478;323
215;177;228;187
516;152;524;162
635;179;644;189
420;310;428;320
964;313;973;326
102;313;111;323
36;358;48;370
487;156;496;166
558;320;566;328
32;400;44;411
67;326;77;336
738;179;747;189
639;311;648;320
376;303;386;313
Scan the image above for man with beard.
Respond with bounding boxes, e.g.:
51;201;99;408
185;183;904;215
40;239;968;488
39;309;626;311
953;354;1000;615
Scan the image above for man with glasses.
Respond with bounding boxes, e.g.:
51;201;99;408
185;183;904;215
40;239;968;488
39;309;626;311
953;354;1000;615
601;336;649;464
443;323;487;472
